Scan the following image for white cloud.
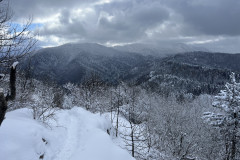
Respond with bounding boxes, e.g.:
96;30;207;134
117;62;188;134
8;0;240;52
187;37;224;45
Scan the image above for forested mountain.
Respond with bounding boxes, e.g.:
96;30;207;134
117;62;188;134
131;52;240;96
25;43;146;84
23;43;240;95
168;52;240;72
114;43;209;56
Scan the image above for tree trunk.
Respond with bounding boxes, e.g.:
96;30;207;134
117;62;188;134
0;64;18;126
231;135;236;160
230;113;238;160
130;123;135;157
6;66;17;101
0;92;7;126
116;106;120;137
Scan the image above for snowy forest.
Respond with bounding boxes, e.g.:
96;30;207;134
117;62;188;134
1;0;240;160
2;69;240;160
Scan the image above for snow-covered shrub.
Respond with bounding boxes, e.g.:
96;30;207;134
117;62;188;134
29;81;60;126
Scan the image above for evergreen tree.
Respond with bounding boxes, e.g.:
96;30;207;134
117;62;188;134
204;72;240;160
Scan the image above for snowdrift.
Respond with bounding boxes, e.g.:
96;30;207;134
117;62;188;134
0;107;135;160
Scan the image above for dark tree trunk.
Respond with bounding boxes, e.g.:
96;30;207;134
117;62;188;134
130;123;134;157
0;92;7;126
116;105;120;137
0;65;17;126
231;135;236;160
230;113;238;160
6;66;17;101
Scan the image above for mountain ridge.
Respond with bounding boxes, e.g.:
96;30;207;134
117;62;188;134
22;43;240;95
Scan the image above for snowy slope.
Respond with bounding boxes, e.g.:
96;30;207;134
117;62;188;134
0;107;135;160
27;43;145;84
114;43;209;56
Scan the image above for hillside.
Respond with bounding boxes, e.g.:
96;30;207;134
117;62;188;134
168;52;240;72
22;43;240;95
125;51;240;95
114;43;209;56
25;43;145;84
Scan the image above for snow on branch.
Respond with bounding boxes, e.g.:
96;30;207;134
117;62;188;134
0;74;5;79
12;61;19;69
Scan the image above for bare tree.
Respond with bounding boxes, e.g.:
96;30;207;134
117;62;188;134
0;0;36;67
0;0;36;126
30;81;59;126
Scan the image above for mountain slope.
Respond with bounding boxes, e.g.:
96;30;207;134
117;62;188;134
132;51;240;95
168;51;240;72
114;43;209;56
26;43;145;84
22;43;240;95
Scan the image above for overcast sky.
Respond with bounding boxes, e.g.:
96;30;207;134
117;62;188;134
9;0;240;52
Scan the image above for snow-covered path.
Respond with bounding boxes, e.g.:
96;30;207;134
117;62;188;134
52;107;135;160
0;107;135;160
53;111;81;160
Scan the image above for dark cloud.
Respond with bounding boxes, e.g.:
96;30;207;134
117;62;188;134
164;0;240;36
9;0;98;21
7;0;240;52
35;0;169;43
90;0;170;42
38;14;86;40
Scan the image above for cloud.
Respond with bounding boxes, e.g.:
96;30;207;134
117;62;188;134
91;0;170;42
7;0;240;52
9;0;98;21
27;0;170;44
163;0;240;36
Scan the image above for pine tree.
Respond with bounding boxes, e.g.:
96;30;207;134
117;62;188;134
204;72;240;160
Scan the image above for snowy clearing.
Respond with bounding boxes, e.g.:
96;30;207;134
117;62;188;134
0;107;135;160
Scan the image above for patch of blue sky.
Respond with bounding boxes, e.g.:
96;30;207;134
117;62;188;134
28;23;43;30
8;22;43;32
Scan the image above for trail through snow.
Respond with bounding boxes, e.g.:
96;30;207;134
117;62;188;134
0;107;134;160
53;111;81;160
52;107;135;160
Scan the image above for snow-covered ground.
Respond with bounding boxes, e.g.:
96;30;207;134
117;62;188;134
0;107;135;160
